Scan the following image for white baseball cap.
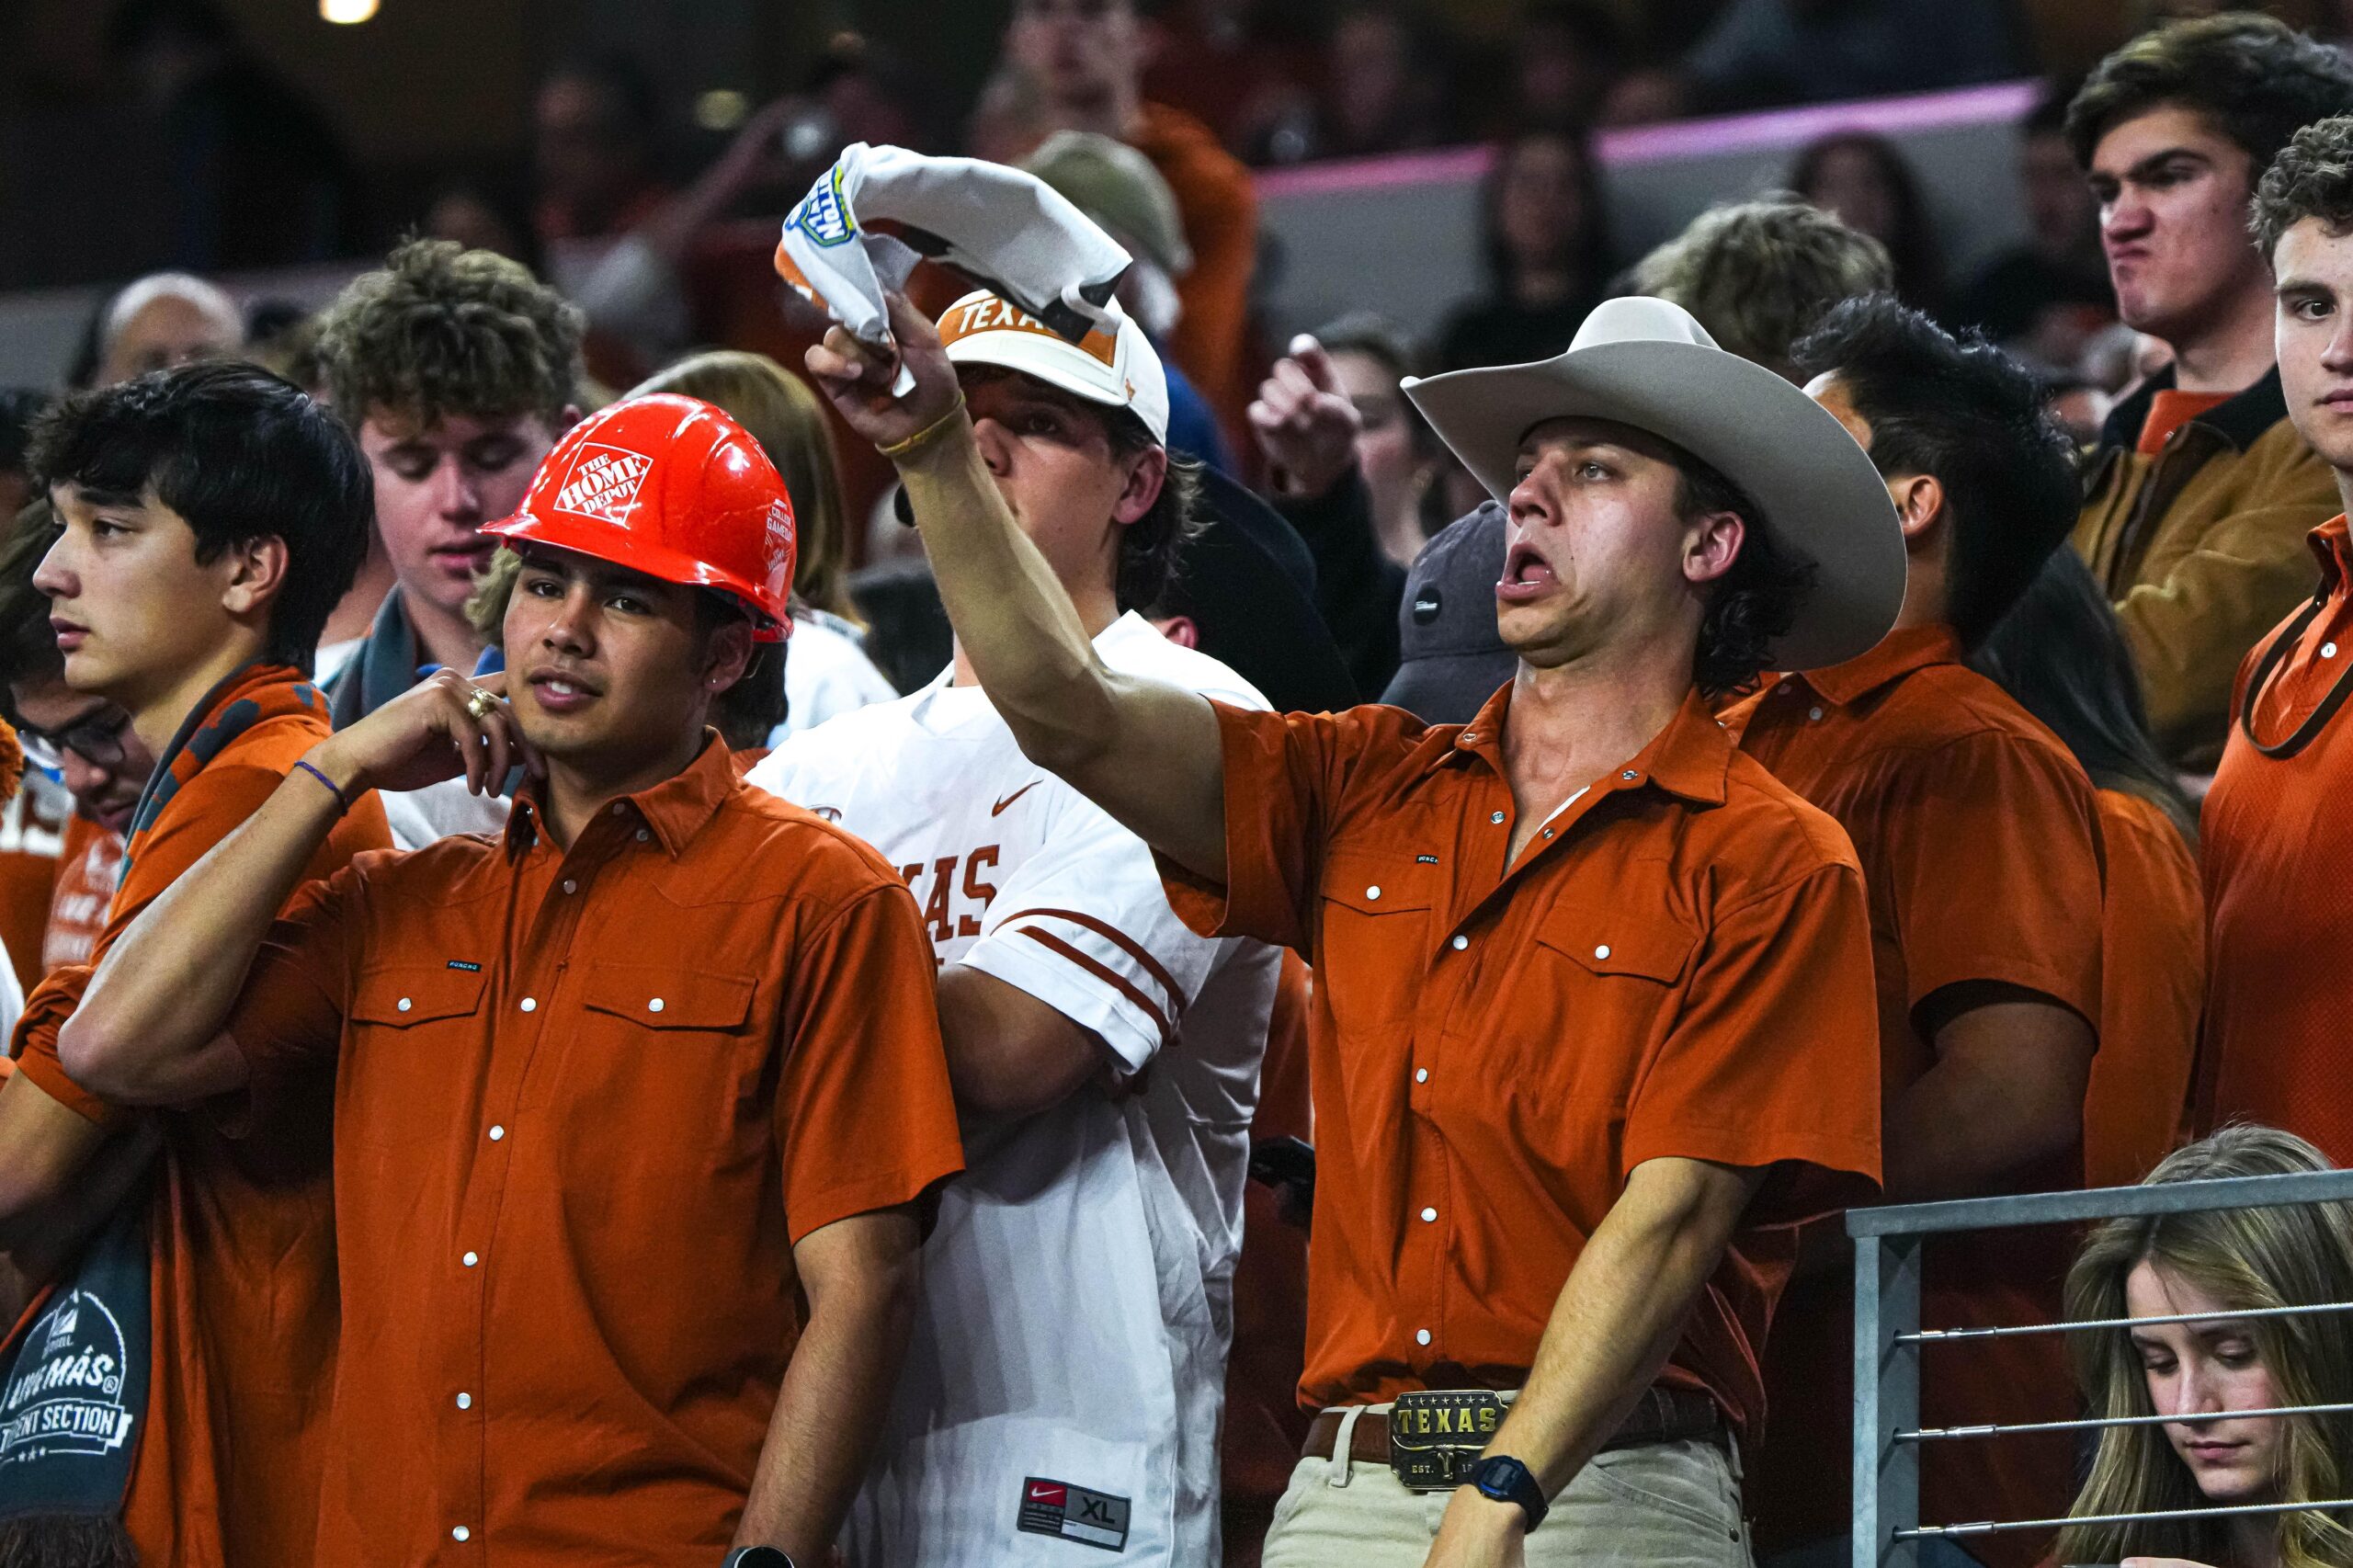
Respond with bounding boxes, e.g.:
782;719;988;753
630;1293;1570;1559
937;289;1170;446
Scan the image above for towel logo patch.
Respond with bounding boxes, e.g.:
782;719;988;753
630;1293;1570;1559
1017;1476;1131;1553
788;165;856;247
0;1288;136;1467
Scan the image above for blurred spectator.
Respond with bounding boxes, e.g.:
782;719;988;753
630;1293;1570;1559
1435;128;1613;370
312;239;585;716
1005;0;1260;430
1631;194;1895;380
796;30;939;155
1309;314;1428;567
1506;1;1629;132
1244;5;1449;165
533;54;671;244
241;299;320;388
2040;372;2111;448
846;557;955;695
1142;0;1320;153
0;392;47;523
104;0;357;270
1790;131;1946;317
1021;130;1235;470
1952;83;2118;369
628;350;897;740
1686;0;2023;112
1971;548;2202;1193
2066;15;2353;772
66;271;241;389
423;176;547;278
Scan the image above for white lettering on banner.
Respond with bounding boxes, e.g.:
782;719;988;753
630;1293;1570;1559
0;1288;137;1469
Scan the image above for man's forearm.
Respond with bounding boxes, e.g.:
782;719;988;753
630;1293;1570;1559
61;763;345;1104
734;1218;922;1560
1886;1000;2093;1202
896;426;1120;772
1483;1159;1759;1496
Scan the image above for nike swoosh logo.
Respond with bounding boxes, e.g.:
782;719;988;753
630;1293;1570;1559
992;780;1042;816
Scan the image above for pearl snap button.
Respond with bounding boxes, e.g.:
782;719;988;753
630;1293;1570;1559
461;1252;477;1267
1420;1207;1437;1222
1415;1329;1432;1346
1808;706;1824;722
562;879;577;893
2328;642;2341;659
610;803;626;815
1621;770;1637;780
648;998;665;1014
635;828;650;842
1415;1067;1428;1084
1366;885;1381;900
453;1526;471;1542
456;1392;472;1410
1451;935;1468;950
1490;810;1505;824
1595;944;1611;960
397;997;412;1012
487;1125;505;1142
519;997;536;1013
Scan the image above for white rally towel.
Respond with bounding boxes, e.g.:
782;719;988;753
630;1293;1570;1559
774;142;1132;398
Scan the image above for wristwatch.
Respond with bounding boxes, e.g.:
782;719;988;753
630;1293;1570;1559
1469;1454;1548;1531
721;1550;795;1568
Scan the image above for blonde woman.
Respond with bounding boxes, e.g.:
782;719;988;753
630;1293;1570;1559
2057;1126;2353;1568
629;350;897;736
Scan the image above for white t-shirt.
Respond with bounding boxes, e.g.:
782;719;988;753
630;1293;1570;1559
746;613;1281;1568
775;607;898;743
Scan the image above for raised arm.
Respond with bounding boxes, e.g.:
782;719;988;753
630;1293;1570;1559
60;670;535;1106
805;293;1230;881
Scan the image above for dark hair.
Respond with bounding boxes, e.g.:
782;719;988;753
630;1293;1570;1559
1108;410;1205;613
26;362;374;666
1790;131;1945;312
1971;548;2197;842
313;238;583;431
1676;456;1816;700
1791;295;2079;649
1313;312;1420;385
2253;114;2353;257
1482;127;1614;298
0;389;48;478
2065;14;2353;172
0;500;64;703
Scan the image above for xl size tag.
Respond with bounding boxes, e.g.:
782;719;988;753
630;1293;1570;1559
1017;1476;1131;1553
1389;1389;1507;1491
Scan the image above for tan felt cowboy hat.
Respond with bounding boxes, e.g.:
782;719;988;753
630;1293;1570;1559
1402;295;1904;672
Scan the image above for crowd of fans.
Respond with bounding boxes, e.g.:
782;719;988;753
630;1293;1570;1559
7;2;2353;1568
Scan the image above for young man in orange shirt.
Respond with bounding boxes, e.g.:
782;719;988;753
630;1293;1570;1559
807;289;1897;1566
1731;299;2106;1568
0;362;387;1564
2200;116;2353;1165
56;394;965;1567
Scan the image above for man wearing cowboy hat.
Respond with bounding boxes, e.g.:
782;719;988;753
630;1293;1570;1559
50;394;965;1567
805;290;1899;1566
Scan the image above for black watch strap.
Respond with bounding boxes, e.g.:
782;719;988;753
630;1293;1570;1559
722;1550;795;1568
1471;1454;1548;1531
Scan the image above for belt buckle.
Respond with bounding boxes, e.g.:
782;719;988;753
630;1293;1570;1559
1388;1390;1506;1492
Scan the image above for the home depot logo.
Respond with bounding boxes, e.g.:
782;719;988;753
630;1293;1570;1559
553;445;654;522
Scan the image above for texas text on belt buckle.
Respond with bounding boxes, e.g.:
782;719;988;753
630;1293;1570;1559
1388;1390;1506;1491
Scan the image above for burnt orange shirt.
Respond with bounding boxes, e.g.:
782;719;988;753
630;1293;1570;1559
2086;789;2203;1190
1130;101;1258;432
1156;687;1883;1445
1730;626;2104;1568
0;778;73;993
222;735;963;1566
2200;516;2353;1160
40;812;123;975
11;665;391;1568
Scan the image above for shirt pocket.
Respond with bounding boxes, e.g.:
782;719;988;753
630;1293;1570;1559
579;962;757;1040
345;963;490;1145
571;962;767;1190
1520;920;1696;1109
1314;850;1436;1036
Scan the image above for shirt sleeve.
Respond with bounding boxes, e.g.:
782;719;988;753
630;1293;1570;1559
775;880;964;1244
1155;700;1388;955
222;868;363;1121
958;786;1230;1073
1622;860;1883;1224
1870;732;2105;1031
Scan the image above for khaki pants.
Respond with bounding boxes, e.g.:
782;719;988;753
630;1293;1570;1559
1261;1434;1753;1568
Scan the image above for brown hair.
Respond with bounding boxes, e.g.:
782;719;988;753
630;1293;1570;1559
2065;14;2353;173
626;351;858;623
314;238;584;431
2253;114;2353;257
1632;196;1894;381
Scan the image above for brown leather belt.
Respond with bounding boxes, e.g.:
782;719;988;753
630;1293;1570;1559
1302;1385;1722;1488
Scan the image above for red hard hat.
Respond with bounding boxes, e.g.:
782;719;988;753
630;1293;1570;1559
484;394;795;642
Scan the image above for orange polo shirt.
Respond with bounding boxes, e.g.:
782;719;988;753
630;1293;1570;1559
221;735;964;1565
1730;626;2105;1568
1156;687;1883;1446
11;664;391;1568
2200;515;2353;1161
2085;789;2202;1190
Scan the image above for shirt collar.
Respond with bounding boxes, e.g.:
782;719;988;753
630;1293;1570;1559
1794;623;1963;709
505;730;737;858
1438;682;1733;807
2311;514;2352;592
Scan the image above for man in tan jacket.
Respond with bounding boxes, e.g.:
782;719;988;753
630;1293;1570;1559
2067;15;2353;771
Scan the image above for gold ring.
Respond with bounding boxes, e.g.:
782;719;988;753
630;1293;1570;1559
464;687;497;722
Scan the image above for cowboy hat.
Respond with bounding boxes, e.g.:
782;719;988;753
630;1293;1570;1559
1401;295;1903;671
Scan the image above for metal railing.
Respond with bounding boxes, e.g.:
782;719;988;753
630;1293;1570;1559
1849;1167;2353;1568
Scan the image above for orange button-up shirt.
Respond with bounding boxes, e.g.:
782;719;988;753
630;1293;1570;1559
12;664;391;1568
2086;788;2202;1190
1157;687;1883;1444
1729;625;2105;1568
2200;515;2353;1161
222;737;964;1565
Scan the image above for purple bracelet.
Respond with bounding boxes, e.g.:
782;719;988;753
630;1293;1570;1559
291;758;350;813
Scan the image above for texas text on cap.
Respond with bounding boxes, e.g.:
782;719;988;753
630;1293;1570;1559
1379;502;1517;725
938;290;1171;447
